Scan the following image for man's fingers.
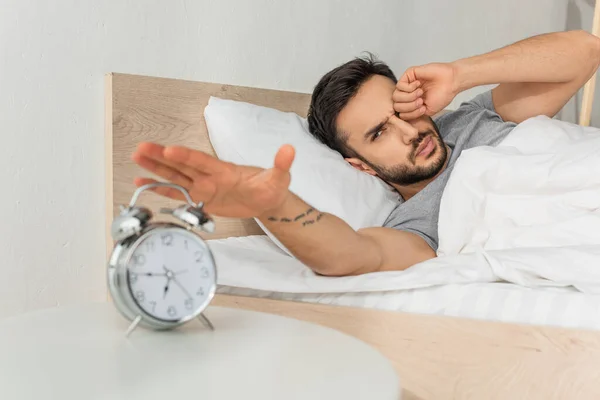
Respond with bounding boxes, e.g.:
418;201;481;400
396;80;421;93
132;153;193;188
136;142;165;159
398;107;427;121
393;77;424;117
396;80;421;92
133;178;187;201
393;88;423;103
394;97;424;113
164;146;227;175
135;142;206;181
393;91;422;105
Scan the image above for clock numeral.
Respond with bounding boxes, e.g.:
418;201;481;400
129;272;138;284
195;251;204;263
184;298;194;310
145;240;155;252
161;234;173;246
200;267;209;278
135;291;145;303
184;240;188;251
132;254;146;266
167;306;177;317
196;287;205;297
149;301;157;313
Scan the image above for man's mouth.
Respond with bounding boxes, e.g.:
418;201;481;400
415;135;434;158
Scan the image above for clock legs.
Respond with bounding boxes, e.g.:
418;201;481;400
125;315;143;337
198;313;215;331
124;313;214;336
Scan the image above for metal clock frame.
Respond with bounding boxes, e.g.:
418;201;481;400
107;182;217;336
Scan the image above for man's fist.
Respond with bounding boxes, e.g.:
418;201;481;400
393;62;458;120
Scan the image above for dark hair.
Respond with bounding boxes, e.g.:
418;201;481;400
307;53;396;158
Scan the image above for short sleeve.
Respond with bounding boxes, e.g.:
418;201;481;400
434;89;516;149
461;90;496;112
383;199;442;252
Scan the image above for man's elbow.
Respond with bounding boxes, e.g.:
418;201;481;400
592;34;600;68
576;30;600;68
307;257;382;277
308;256;414;277
312;268;352;277
308;261;366;277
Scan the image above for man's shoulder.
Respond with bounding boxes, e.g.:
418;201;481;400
435;90;516;148
434;90;495;125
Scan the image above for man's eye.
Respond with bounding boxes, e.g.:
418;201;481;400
372;130;383;141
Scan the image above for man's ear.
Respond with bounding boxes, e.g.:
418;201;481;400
345;157;378;177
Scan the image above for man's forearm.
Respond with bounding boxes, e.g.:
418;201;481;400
451;30;600;93
258;191;381;276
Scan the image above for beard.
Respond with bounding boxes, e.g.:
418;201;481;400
368;129;448;186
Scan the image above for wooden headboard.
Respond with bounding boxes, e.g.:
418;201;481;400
105;73;311;259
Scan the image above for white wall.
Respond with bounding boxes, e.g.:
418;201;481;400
0;0;597;318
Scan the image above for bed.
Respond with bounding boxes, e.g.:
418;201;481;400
105;72;600;331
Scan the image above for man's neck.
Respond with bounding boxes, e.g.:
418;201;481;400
391;144;452;201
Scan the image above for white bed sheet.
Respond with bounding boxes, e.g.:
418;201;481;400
209;234;600;331
218;283;600;330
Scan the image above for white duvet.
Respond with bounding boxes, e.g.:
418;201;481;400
210;116;600;296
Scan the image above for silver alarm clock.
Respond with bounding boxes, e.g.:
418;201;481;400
108;182;217;335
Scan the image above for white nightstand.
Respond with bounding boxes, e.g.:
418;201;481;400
0;302;400;400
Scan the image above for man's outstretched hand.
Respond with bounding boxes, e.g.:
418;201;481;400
393;62;459;120
131;142;295;218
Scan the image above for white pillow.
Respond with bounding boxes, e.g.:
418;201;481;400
204;96;401;255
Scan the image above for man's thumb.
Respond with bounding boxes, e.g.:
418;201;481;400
273;144;295;173
400;67;418;83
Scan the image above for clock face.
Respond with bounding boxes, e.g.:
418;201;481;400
126;228;216;322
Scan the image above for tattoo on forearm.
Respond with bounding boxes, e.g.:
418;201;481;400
294;213;306;221
268;207;324;227
300;213;324;226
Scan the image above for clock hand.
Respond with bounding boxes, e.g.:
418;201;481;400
143;272;167;277
172;277;193;299
163;277;172;299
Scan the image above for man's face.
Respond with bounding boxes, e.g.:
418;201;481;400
336;75;447;186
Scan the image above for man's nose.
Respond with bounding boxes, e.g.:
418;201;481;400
390;114;419;145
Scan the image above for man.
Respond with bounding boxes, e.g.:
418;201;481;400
132;30;600;276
